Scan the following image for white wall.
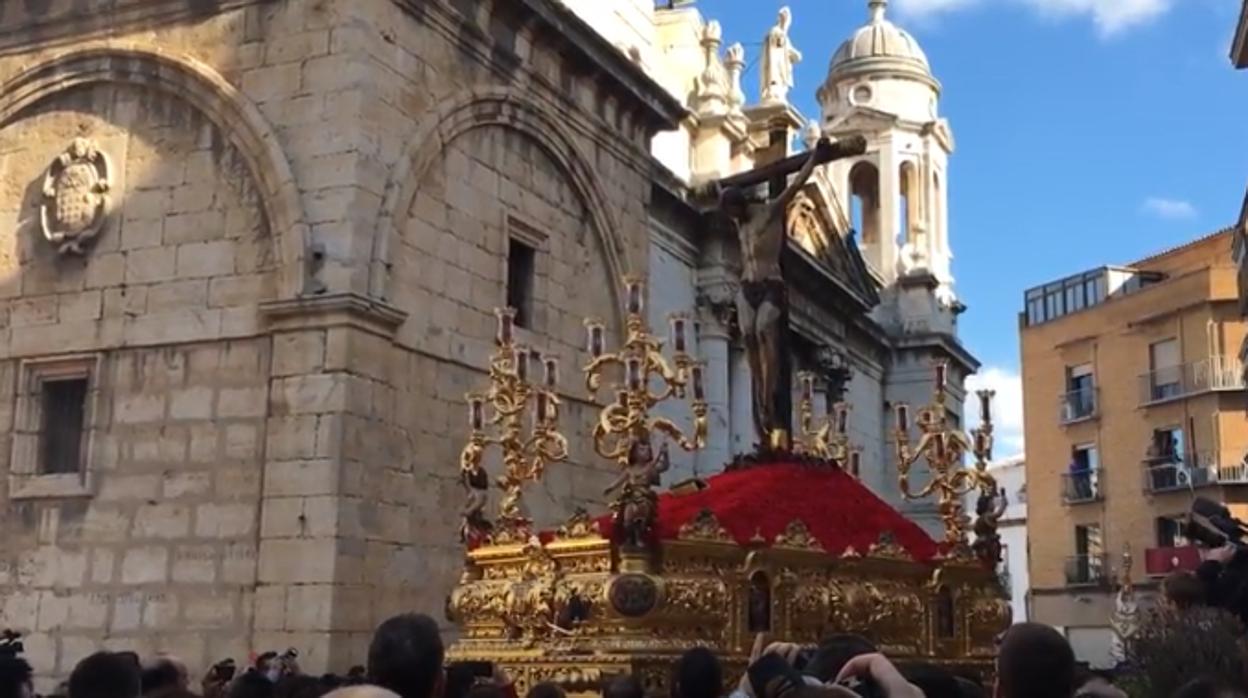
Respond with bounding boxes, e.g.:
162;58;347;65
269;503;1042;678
647;238;700;482
965;456;1029;623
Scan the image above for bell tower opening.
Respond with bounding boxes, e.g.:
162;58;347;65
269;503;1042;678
899;161;919;245
849;161;880;244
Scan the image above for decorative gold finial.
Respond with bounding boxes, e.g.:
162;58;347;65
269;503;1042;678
795;371;856;465
458;308;569;546
893;362;997;554
585;276;708;553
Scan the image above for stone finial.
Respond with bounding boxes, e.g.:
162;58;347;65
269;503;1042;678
802;120;823;151
760;6;801;105
693;21;729;117
869;0;888;24
724;43;746;114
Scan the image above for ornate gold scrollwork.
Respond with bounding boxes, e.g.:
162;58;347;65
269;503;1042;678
867;531;913;561
773;520;824;551
678;508;734;543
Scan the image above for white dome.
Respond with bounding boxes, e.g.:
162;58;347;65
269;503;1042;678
828;0;935;87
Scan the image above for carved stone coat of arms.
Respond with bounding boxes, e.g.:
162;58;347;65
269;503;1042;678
40;137;111;255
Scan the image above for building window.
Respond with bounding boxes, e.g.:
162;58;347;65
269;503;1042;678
1156;516;1187;548
39;377;88;475
1063;364;1096;421
10;354;102;499
1067;524;1105;585
1149;338;1181;401
506;238;537;329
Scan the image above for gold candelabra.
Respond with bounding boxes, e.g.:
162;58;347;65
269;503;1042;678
583;276;708;465
892;363;996;551
460;308;569;545
795;371;861;475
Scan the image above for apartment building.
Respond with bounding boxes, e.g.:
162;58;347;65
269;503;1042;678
1020;229;1248;668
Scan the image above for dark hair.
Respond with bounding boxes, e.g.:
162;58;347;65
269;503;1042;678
465;686;506;698
368;613;445;698
69;652;142;698
527;683;567;698
955;677;986;698
229;673;274;698
1172;677;1247;698
603;675;645;698
444;664;479;698
1164;571;1206;611
997;623;1076;698
0;656;33;698
141;659;182;695
274;676;329;698
672;648;720;698
804;634;877;683
900;664;960;698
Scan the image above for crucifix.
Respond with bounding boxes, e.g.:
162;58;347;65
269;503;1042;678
700;135;867;451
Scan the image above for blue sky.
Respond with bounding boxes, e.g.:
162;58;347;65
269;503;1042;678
700;0;1248;453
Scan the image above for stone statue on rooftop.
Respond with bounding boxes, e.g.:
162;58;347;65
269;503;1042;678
760;7;801;104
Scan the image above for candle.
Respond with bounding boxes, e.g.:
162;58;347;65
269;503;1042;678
544;357;558;388
974;431;987;454
850;451;861;478
979;391;992;424
670;315;688;354
515;345;530;382
895;403;909;432
934;363;947;396
627;279;644;315
691;364;705;401
496;308;515;346
836;406;849;435
585;320;605;359
626;357;643;391
468;396;484;431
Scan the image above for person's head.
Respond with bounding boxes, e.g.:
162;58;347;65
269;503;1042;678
230;673;275;698
1172;677;1248;698
526;683;566;698
141;656;187;696
1163;571;1206;612
0;656;33;698
900;664;960;698
463;686;505;698
671;648;721;698
275;676;330;698
995;624;1076;698
323;689;401;698
955;678;987;698
803;635;877;683
368;613;445;698
69;652;143;698
602;676;644;698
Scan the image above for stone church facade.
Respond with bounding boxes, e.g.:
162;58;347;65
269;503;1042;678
0;0;975;686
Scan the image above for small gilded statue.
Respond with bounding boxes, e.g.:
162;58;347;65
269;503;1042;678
971;486;1007;566
459;441;492;546
605;437;671;549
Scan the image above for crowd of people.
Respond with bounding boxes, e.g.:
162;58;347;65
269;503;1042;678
0;546;1246;698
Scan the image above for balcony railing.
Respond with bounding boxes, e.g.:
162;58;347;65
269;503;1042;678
1144;546;1203;576
1144;450;1248;492
1062;471;1103;504
1065;554;1110;586
1059;387;1098;424
1139;356;1245;405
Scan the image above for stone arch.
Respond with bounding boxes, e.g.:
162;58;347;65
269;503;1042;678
0;43;310;298
372;87;628;330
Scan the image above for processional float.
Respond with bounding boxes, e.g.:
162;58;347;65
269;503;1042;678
445;276;1010;695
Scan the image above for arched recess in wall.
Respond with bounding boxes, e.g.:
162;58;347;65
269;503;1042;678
898;161;919;245
371;88;628;333
849;161;880;245
0;44;311;299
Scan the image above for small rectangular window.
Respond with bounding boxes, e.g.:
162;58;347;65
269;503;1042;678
38;378;88;475
506;238;537;328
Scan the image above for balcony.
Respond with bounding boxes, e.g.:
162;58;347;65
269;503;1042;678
1059;387;1098;424
1144;546;1203;576
1062;471;1103;504
1139;356;1245;405
1065;554;1110;586
1144;451;1248;493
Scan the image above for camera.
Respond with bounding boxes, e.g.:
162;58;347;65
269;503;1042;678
1185;497;1248;550
0;630;24;658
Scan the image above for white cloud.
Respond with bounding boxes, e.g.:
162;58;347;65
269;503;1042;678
1142;196;1199;220
964;366;1024;459
893;0;1173;36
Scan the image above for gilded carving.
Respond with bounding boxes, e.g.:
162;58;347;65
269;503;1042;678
773;519;824;551
678;508;734;543
40;137;111;255
867;532;913;561
556;508;600;541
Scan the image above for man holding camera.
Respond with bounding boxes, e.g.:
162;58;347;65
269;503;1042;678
1186;497;1248;626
